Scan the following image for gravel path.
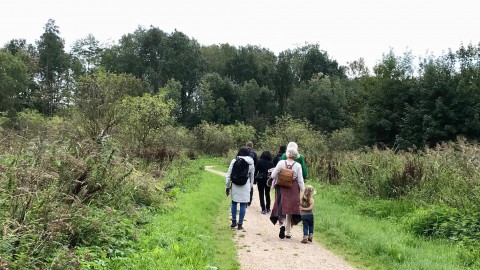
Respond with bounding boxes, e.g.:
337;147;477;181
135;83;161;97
205;166;357;270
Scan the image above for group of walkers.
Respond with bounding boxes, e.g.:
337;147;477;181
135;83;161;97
225;141;316;243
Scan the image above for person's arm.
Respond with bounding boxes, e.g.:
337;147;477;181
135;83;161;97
300;155;308;179
226;159;235;188
296;164;305;192
249;163;255;189
270;160;283;180
301;199;315;211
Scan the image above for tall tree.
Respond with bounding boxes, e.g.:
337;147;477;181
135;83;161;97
0;51;29;115
162;30;204;125
291;43;346;83
71;34;103;75
3;39;40;111
36;19;70;115
273;50;294;114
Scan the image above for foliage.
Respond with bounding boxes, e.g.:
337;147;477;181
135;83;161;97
0;51;29;116
193;121;255;156
0;117;169;269
74;69;147;138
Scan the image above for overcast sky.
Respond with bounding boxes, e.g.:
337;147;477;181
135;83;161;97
1;0;478;69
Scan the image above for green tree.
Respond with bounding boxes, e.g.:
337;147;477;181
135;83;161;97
163;30;205;125
291;43;346;83
289;74;347;132
74;69;147;138
119;94;175;147
273;50;294;114
71;34;103;75
3;39;40;112
0;51;29;115
36;19;71;115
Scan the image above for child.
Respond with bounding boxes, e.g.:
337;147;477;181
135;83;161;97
299;185;316;243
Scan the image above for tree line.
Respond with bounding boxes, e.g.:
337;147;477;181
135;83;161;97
1;19;479;148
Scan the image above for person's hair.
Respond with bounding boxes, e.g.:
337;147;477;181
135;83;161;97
259;151;272;161
302;185;316;202
287;142;298;150
237;147;250;157
286;147;299;159
279;145;286;154
246;141;253;149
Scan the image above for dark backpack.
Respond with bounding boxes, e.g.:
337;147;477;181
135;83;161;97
231;157;249;185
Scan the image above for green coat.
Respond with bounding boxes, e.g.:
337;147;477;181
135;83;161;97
281;153;308;179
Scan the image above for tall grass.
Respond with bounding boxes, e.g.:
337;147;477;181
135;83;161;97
107;157;239;270
312;184;479;270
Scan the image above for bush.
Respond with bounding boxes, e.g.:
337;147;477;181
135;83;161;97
407;206;480;244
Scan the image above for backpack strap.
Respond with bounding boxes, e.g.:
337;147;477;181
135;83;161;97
285;160;296;169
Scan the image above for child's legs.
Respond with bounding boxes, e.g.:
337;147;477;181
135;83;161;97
231;201;238;222
238;202;247;224
307;214;314;235
302;217;309;237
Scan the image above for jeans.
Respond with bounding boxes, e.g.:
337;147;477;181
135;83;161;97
257;179;271;210
231;201;247;225
302;213;314;237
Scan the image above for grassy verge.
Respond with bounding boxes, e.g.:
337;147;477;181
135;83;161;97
310;183;476;270
107;157;239;270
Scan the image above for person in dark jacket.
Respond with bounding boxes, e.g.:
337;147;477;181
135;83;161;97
254;151;274;214
272;145;286;167
246;141;258;206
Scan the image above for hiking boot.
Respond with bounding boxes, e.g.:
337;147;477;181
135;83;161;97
230;221;237;228
285;235;291;239
266;209;271;213
279;226;285;239
308;235;313;242
237;224;244;230
301;237;308;244
261;209;267;214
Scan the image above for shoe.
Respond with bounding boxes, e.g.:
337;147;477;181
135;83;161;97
266;209;271;213
301;237;308;244
237;224;244;230
285;235;291;239
230;221;237;228
261;210;267;214
308;234;313;242
279;226;285;239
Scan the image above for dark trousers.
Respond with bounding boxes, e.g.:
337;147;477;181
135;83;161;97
257;179;271;211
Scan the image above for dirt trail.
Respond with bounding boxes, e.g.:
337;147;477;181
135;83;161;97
205;166;357;270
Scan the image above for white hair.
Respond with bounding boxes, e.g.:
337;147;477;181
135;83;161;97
286;147;299;159
287;142;298;150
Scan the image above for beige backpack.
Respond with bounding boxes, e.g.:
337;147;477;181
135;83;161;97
277;161;296;187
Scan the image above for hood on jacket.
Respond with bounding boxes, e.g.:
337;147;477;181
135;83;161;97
237;155;254;165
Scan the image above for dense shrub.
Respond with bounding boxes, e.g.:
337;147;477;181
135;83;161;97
0;117;168;269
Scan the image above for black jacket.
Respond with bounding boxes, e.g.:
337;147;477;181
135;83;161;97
254;159;274;180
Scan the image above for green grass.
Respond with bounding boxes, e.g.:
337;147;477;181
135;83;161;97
107;158;239;270
310;183;478;270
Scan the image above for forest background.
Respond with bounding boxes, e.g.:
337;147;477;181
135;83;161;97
1;19;479;269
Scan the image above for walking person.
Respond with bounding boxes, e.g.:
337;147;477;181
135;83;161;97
226;147;255;230
272;145;286;167
254;151;274;214
300;185;316;243
246;141;257;206
270;146;305;239
280;141;308;238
